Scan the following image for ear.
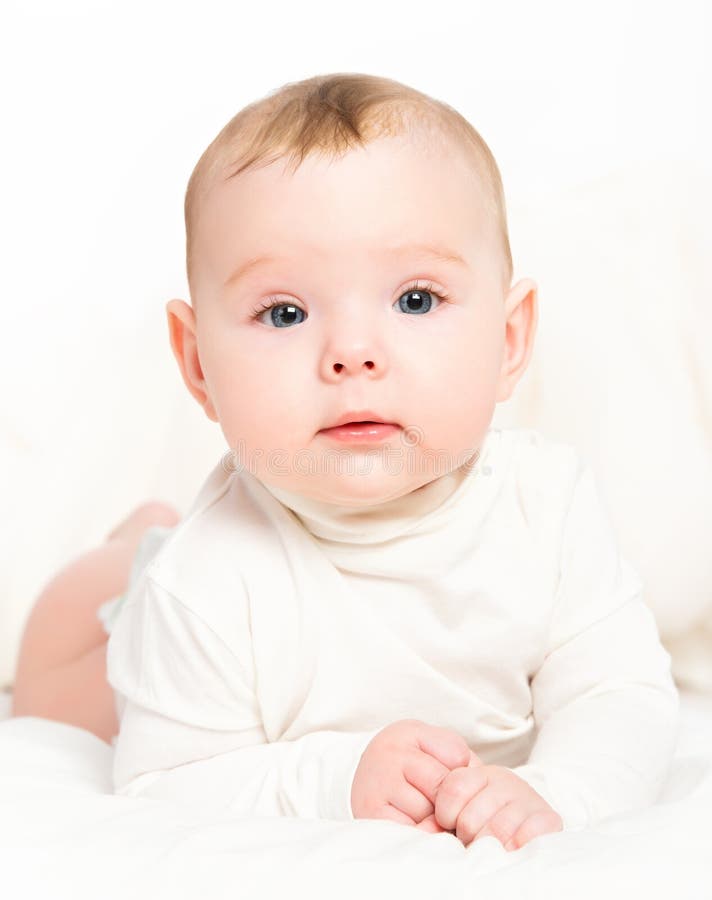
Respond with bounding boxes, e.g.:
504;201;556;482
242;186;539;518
495;278;539;403
165;299;219;422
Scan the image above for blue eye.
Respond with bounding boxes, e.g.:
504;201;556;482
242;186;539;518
252;302;306;328
395;284;445;315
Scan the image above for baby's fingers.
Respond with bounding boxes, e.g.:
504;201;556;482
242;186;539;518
388;777;435;824
378;802;418;827
403;750;455;807
452;784;515;847
433;765;489;834
415;723;473;771
504;809;564;851
413;812;451;834
473;801;532;848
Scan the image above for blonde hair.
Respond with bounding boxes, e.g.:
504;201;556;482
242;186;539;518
184;72;513;300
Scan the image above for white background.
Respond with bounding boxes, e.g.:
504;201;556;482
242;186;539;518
1;0;710;687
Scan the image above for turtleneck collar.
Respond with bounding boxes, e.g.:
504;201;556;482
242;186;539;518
258;429;497;545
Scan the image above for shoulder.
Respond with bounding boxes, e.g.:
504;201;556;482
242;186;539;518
486;427;586;543
139;456;267;622
494;426;582;502
108;459;270;680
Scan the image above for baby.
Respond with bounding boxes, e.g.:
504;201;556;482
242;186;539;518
11;72;679;853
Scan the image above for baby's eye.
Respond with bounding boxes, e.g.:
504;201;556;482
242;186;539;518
252;301;306;328
394;285;444;315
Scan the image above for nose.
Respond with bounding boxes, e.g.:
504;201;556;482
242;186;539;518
319;313;387;381
324;346;382;380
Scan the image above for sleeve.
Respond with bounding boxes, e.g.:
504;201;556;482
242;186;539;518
509;463;680;831
106;573;381;822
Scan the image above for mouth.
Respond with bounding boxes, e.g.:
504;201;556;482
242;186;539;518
318;410;400;444
320;410;398;430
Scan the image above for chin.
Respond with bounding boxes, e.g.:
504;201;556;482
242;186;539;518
308;472;416;507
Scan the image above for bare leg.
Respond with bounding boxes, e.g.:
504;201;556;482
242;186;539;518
11;501;181;744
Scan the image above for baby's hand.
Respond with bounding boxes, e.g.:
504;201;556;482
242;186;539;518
351;719;483;833
434;756;563;851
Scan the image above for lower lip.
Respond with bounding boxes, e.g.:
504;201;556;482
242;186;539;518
319;422;400;443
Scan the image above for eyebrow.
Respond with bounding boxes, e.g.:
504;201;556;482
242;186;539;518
222;242;468;289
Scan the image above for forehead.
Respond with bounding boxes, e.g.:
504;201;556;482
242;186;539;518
195;135;494;278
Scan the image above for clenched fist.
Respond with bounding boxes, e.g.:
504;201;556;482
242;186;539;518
350;719;481;833
434;755;563;850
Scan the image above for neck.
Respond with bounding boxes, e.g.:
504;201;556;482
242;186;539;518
258;440;491;545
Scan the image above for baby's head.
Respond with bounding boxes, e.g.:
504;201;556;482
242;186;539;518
167;72;537;506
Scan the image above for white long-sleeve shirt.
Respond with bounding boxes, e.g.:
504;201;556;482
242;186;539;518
105;427;680;830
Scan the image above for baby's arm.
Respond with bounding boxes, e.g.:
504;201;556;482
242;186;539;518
509;463;680;831
107;570;381;821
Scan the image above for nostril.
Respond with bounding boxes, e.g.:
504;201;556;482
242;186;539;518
332;361;375;372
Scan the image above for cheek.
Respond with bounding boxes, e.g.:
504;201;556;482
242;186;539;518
412;303;502;376
203;330;310;446
413;321;502;445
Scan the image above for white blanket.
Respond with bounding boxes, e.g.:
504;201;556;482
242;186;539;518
0;689;710;900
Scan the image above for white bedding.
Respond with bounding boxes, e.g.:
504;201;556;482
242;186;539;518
0;689;710;899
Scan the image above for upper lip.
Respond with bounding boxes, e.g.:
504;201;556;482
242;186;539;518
321;410;398;429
